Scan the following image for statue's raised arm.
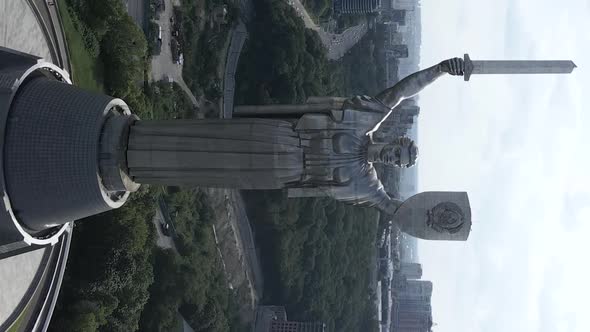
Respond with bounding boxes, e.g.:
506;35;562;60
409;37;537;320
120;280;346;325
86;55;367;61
375;57;465;109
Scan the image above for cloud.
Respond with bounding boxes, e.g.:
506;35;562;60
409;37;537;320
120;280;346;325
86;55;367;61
418;0;590;331
503;2;525;56
560;193;590;232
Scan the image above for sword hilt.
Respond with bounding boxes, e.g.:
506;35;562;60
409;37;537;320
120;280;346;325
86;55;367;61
464;53;474;81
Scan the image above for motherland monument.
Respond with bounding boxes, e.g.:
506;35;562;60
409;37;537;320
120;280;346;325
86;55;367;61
0;47;576;255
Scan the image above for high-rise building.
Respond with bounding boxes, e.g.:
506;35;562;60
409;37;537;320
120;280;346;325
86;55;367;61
398;280;433;299
392;279;433;332
390;9;407;24
386;44;409;58
373;101;419;141
336;0;382;14
393;0;419;10
400;262;423;279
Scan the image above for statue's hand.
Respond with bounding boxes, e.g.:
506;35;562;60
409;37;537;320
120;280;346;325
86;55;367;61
440;57;465;76
380;199;402;217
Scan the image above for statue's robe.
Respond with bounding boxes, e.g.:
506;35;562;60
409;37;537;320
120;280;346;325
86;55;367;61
289;96;399;212
127;118;303;188
126;96;398;211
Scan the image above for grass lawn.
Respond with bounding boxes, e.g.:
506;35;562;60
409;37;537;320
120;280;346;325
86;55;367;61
56;0;104;92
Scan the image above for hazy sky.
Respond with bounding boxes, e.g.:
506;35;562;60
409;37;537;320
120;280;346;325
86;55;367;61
417;0;590;331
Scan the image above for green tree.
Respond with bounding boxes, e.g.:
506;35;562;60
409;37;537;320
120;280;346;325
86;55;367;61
100;15;147;106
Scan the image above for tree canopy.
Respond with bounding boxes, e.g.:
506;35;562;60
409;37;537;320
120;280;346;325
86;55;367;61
236;0;343;105
244;191;380;332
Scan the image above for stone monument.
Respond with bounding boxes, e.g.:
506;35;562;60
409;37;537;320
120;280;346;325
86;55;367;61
0;47;577;256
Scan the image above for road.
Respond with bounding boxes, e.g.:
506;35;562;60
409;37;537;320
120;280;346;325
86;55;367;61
205;188;264;311
150;204;177;252
220;0;367;118
28;0;71;72
222;21;247;118
288;0;368;60
124;0;145;30
231;190;264;297
220;0;254;118
148;0;199;107
319;23;368;60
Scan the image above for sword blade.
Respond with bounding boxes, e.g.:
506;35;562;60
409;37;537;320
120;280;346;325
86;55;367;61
472;60;577;74
463;54;577;81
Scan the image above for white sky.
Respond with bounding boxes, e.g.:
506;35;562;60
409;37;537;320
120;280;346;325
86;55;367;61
418;1;590;331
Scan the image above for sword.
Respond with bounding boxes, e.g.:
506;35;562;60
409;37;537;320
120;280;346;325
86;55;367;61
463;53;577;81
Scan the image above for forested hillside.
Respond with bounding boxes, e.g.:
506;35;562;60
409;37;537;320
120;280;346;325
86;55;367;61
235;0;344;105
244;191;380;331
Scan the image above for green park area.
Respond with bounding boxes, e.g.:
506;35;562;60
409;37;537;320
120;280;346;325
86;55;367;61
235;0;344;105
177;0;237;99
56;0;194;120
244;191;380;331
56;0;103;92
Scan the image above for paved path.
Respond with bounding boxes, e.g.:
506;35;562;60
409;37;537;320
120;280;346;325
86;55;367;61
205;188;264;308
288;0;368;60
31;0;71;72
150;205;178;252
222;21;247;118
149;0;199;107
1;0;51;60
232;190;264;297
124;0;146;30
220;0;254;118
220;0;366;117
320;23;368;60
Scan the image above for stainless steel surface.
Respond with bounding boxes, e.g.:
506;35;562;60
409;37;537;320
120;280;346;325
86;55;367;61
463;53;577;81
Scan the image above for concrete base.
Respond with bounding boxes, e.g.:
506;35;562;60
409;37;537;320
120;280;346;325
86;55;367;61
0;47;71;256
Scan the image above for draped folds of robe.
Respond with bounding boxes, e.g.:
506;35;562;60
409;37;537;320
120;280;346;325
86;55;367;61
127;118;304;189
126;96;399;211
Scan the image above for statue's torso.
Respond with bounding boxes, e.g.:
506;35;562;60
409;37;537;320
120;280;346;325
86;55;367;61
289;97;391;202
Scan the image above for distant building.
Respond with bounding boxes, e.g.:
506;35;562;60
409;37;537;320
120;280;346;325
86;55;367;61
385;44;409;58
271;321;326;332
397;280;433;299
392;280;433;332
373;101;419;141
380;0;394;11
391;9;407;23
381;10;401;23
254;306;326;332
336;0;382;14
400;262;422;279
380;22;404;46
393;0;419;10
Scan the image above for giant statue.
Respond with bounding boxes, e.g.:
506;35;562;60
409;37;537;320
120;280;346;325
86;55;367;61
125;57;469;239
0;47;575;254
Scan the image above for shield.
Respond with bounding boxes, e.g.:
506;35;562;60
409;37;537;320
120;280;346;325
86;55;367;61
392;191;472;241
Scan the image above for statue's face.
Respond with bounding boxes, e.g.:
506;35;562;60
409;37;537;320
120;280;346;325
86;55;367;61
380;137;418;168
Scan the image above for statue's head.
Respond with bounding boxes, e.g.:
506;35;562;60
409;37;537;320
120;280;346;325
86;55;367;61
369;137;418;168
